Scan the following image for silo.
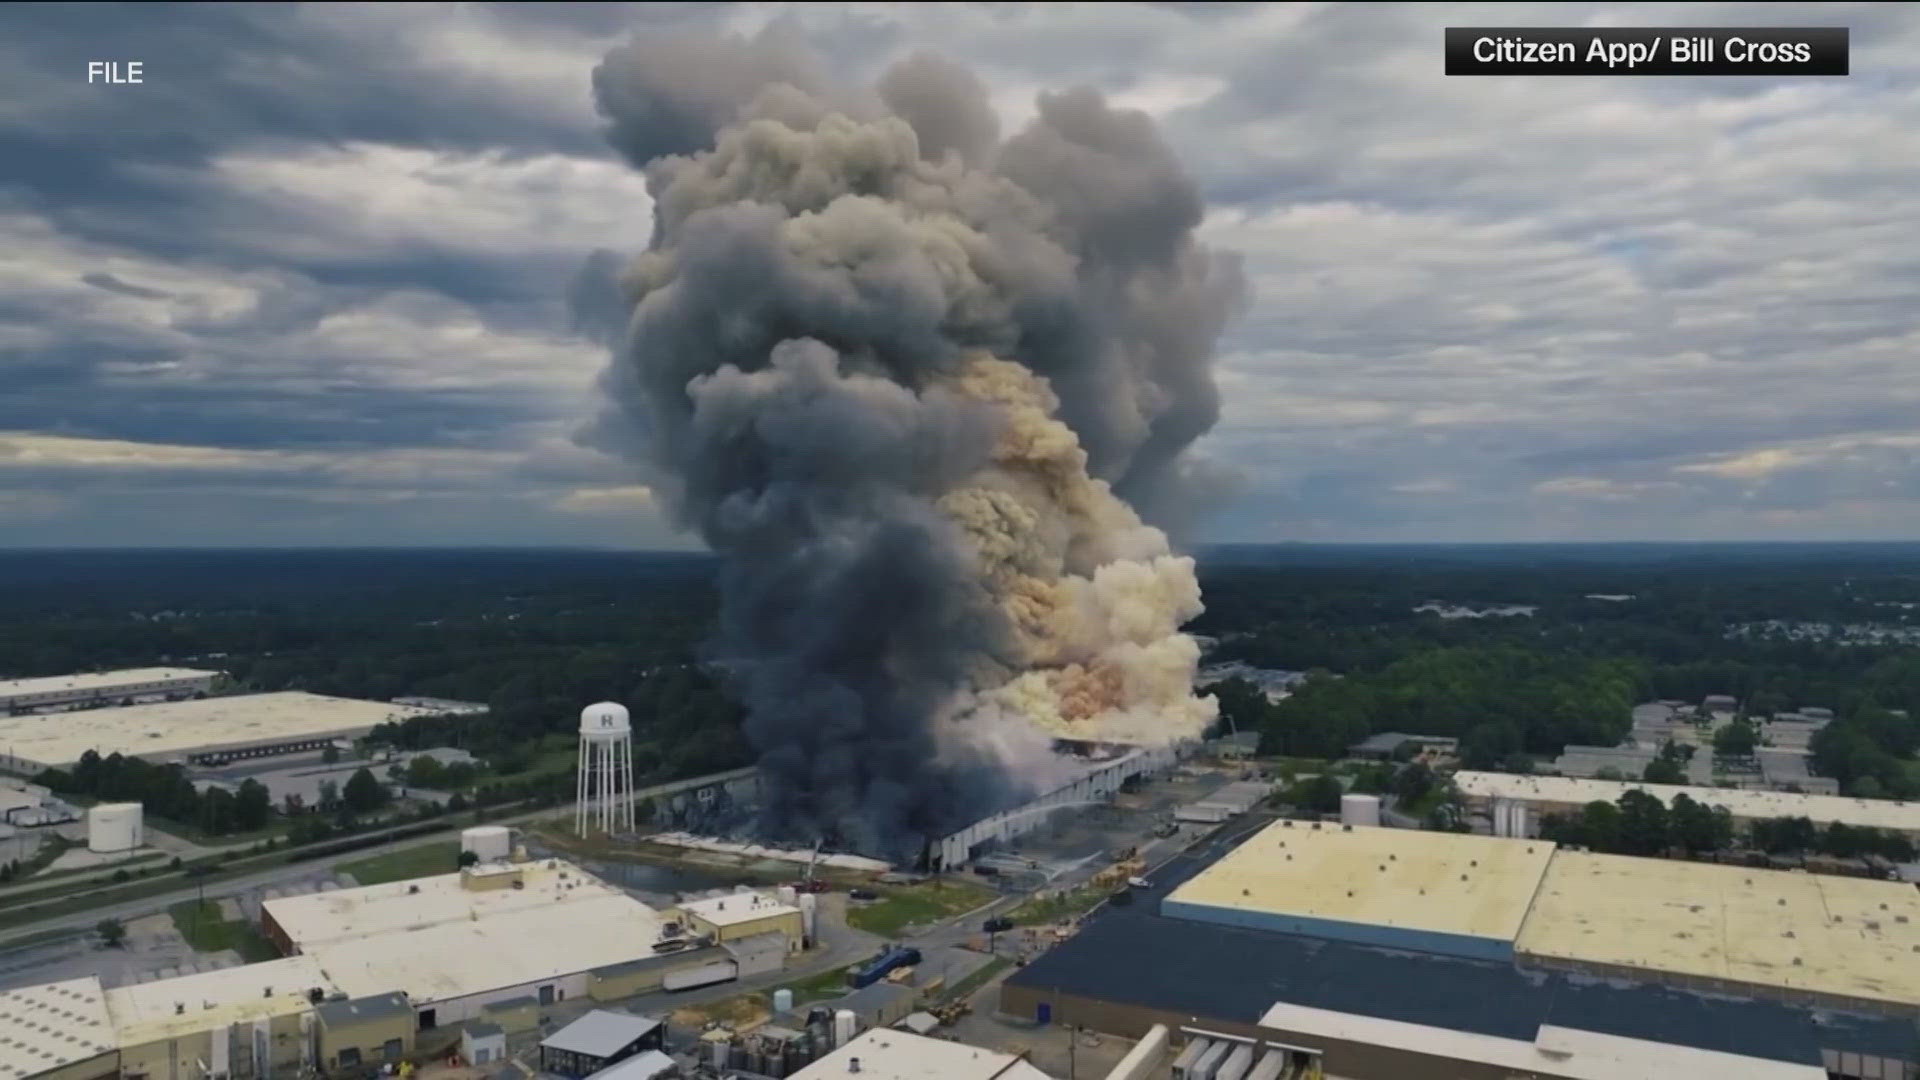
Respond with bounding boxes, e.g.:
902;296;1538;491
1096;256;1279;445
1339;794;1381;828
799;893;819;944
87;803;142;853
461;825;512;862
833;1009;857;1046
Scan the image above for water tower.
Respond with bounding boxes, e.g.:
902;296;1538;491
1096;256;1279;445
576;701;636;836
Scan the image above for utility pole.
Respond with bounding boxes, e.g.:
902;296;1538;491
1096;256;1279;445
1067;1024;1076;1080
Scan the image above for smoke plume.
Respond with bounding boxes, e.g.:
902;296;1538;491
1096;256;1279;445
580;27;1247;858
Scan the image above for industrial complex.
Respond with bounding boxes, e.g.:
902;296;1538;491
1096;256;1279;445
1005;819;1920;1080
0;691;454;773
0;668;221;716
1454;769;1920;839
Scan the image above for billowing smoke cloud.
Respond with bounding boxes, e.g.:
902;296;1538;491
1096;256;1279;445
580;28;1247;858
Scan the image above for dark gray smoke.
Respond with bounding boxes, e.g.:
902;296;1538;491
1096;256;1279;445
579;30;1247;860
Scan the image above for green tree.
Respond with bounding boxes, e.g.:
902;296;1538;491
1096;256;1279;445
405;755;446;788
1579;800;1622;852
96;918;126;948
342;768;388;814
1616;789;1669;856
457;850;480;868
1713;721;1757;758
1668;793;1728;854
1289;774;1345;815
322;744;341;765
233;779;272;832
1642;757;1685;784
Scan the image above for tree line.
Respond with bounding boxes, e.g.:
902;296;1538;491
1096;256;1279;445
1538;790;1914;862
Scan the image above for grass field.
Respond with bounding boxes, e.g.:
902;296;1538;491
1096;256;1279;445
845;879;998;937
1006;884;1111;926
168;900;280;962
334;841;462;885
780;962;857;1004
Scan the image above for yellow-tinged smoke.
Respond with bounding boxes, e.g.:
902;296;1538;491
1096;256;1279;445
938;355;1217;745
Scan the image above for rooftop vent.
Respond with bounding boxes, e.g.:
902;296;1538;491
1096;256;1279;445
849;1058;861;1074
1342;825;1351;832
408;885;420;894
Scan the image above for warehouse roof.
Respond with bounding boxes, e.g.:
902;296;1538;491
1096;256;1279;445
789;1029;1051;1080
315;991;411;1027
0;691;445;769
1258;1003;1825;1080
0;667;219;699
1515;851;1920;1009
307;891;670;1006
105;956;333;1047
1453;771;1920;833
0;977;115;1080
587;1050;676;1080
1163;820;1556;944
541;1010;661;1058
266;858;616;947
678;890;800;928
1006;885;1917;1066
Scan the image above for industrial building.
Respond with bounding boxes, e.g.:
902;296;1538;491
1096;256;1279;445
261;857;785;1029
1004;820;1920;1079
674;890;803;951
0;668;220;716
1162;819;1554;961
0;692;451;774
313;993;413;1074
933;744;1178;869
0;977;117;1080
787;1029;1051;1080
1517;850;1920;1016
1453;770;1920;840
537;1010;664;1078
105;955;333;1080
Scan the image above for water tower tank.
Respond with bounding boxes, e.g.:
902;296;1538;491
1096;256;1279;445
1339;793;1381;828
581;701;631;738
87;803;143;853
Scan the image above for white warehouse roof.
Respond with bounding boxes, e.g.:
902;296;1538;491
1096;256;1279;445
105;956;333;1047
678;890;800;928
788;1029;1052;1080
0;667;219;700
265;859;621;948
0;977;115;1080
0;691;447;770
1452;771;1920;834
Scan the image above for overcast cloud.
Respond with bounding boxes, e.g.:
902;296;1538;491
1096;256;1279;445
1;1;1914;546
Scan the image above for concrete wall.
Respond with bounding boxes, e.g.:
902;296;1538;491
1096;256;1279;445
118;1013;310;1080
481;998;539;1035
422;971;588;1027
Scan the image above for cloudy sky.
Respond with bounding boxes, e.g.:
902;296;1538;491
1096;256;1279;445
2;2;1915;547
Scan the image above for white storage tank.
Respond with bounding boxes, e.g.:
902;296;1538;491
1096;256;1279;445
1339;793;1381;828
798;892;818;943
833;1009;857;1047
461;825;511;862
773;988;794;1014
87;802;142;853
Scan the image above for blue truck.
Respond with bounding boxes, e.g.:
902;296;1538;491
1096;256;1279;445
847;945;922;989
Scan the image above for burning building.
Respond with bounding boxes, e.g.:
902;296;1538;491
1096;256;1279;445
576;29;1246;859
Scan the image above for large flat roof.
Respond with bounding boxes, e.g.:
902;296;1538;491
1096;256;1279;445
540;1010;662;1057
266;858;622;948
789;1029;1051;1080
1516;851;1920;1009
307;892;669;1005
105;956;333;1047
0;667;220;700
0;692;445;769
678;891;800;928
1258;1003;1824;1080
1453;770;1920;833
1163;820;1556;946
0;977;115;1080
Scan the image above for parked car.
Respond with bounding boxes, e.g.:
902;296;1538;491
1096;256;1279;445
848;887;879;901
1127;877;1152;889
982;916;1013;933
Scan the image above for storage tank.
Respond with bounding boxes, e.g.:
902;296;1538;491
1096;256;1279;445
798;893;819;944
86;802;142;853
777;884;798;906
1339;793;1381;828
773;988;794;1014
461;825;512;862
833;1010;857;1046
1214;1043;1255;1080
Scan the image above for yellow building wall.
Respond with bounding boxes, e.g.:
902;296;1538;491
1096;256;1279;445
589;966;664;1002
117;1012;312;1080
482;999;539;1035
317;1013;415;1071
688;910;804;949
